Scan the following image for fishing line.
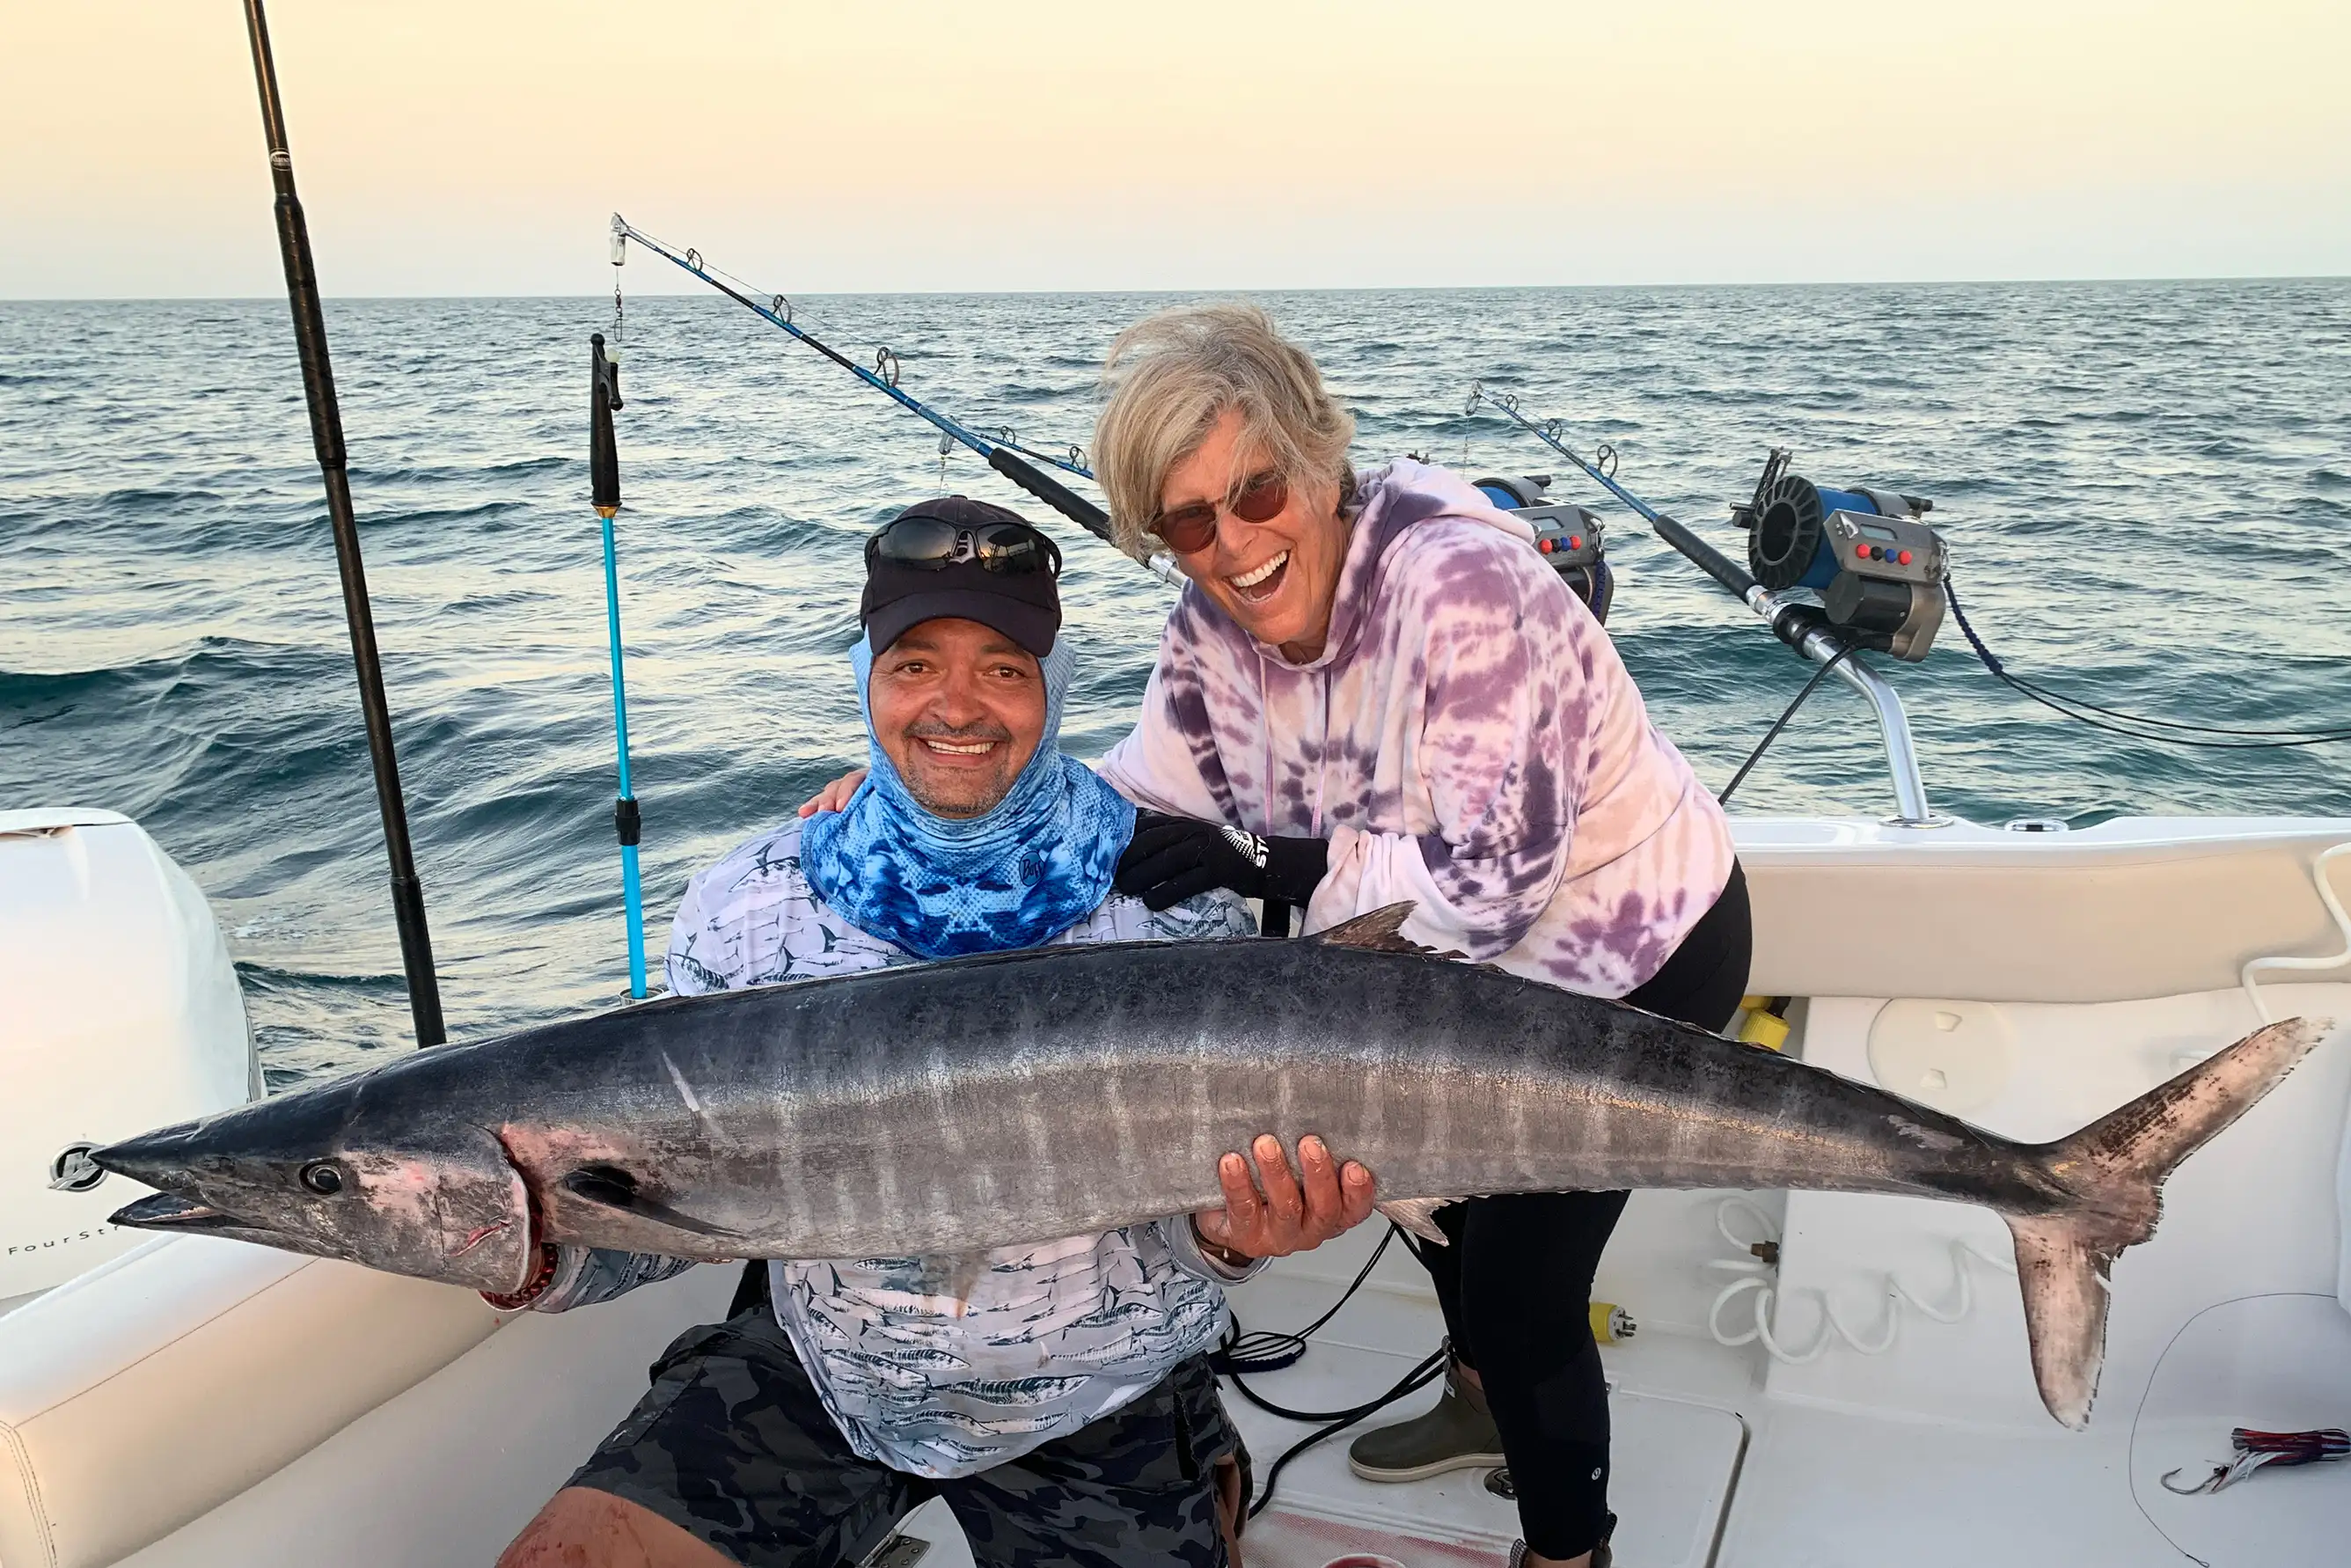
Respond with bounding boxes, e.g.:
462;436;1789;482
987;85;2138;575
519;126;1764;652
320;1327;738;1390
1944;580;2351;749
1716;646;1855;807
2125;1292;2344;1567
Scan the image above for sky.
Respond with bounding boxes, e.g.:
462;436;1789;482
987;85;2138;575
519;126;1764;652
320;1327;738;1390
3;1;2347;297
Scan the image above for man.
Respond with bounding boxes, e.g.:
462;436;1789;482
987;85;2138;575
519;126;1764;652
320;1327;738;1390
499;496;1376;1568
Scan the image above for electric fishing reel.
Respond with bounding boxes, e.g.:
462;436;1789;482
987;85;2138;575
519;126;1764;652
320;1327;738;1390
1476;474;1615;624
1730;449;1946;661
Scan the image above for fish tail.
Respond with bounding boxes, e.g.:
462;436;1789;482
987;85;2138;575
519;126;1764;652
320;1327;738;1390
2005;1015;2331;1429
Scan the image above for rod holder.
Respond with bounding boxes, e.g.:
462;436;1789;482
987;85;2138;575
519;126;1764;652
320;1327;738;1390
1652;515;1947;828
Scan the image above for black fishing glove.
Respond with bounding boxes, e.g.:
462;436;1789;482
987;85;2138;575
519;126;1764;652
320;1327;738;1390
1115;810;1329;912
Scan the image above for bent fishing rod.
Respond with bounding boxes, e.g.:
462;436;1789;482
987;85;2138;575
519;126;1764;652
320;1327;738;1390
610;217;1176;579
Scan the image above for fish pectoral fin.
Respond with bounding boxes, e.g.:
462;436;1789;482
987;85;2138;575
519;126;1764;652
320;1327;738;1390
1315;902;1464;961
561;1167;743;1240
1374;1198;1457;1245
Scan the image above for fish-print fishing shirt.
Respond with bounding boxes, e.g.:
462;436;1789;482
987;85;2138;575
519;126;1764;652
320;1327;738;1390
1097;458;1735;999
533;817;1261;1479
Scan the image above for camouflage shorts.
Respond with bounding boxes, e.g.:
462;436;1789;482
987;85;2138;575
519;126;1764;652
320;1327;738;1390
570;1305;1250;1568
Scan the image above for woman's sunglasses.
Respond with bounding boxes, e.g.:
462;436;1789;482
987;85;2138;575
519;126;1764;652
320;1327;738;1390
867;517;1061;577
1151;470;1289;555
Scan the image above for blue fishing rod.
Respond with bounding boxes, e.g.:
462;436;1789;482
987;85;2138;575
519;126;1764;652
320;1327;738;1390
607;217;1174;575
589;332;648;998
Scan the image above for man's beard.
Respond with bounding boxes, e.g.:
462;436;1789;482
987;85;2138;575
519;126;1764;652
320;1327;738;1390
898;722;1023;818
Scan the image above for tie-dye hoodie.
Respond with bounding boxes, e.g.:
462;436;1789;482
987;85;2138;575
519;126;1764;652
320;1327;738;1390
1096;458;1735;998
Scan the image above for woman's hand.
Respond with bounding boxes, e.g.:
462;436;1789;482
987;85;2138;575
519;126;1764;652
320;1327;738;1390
1193;1134;1374;1263
797;769;868;817
1115;810;1329;911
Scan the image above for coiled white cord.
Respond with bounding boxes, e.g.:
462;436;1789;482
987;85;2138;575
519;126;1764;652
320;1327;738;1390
1704;1196;2016;1366
2239;841;2351;1025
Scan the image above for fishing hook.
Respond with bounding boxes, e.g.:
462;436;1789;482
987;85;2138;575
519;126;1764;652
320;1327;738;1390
2159;1454;2260;1495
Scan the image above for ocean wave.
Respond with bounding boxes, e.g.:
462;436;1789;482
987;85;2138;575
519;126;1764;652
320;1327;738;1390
7;282;2347;1085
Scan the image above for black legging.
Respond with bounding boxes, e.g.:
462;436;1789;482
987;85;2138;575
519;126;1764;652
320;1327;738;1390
1415;861;1753;1560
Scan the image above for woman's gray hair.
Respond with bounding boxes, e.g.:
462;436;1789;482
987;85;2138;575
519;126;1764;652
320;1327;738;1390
1092;302;1355;561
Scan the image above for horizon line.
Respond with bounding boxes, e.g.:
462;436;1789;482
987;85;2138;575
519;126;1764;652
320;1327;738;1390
5;271;2348;306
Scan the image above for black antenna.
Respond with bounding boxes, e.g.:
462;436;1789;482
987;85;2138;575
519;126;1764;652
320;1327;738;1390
242;0;446;1046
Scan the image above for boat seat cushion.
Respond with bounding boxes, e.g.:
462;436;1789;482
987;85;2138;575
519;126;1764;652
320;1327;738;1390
0;1235;499;1568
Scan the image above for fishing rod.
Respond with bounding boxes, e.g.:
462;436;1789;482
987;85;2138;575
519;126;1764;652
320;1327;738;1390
590;333;648;998
609;217;1177;580
1466;383;1945;823
1470;385;2351;756
1466;381;1661;523
241;0;447;1044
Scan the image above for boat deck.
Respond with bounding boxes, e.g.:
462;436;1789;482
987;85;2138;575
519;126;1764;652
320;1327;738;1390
883;1213;2351;1568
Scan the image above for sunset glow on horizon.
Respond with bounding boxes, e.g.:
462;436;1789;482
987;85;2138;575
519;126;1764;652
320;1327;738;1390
4;0;2346;297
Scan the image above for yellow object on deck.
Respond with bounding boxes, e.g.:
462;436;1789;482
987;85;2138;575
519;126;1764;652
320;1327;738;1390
1591;1301;1637;1345
1736;994;1791;1052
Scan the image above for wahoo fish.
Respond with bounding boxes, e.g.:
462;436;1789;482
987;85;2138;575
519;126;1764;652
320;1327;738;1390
94;905;2328;1429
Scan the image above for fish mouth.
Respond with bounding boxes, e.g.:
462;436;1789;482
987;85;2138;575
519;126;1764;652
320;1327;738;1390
109;1191;245;1232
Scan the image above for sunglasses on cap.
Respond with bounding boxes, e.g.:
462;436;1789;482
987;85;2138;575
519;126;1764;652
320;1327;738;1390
1150;470;1289;556
866;516;1062;577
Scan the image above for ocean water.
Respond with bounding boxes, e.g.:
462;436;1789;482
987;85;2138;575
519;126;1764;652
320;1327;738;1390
3;281;2347;1086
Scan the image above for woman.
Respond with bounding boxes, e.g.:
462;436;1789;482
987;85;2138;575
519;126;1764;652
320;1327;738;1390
1091;304;1747;1568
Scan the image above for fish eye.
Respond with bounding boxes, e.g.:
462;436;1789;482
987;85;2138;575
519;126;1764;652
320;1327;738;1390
298;1161;345;1195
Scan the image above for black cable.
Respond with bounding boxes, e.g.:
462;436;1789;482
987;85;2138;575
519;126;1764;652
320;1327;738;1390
1944;579;2351;749
1212;1225;1399;1377
1207;1224;1456;1518
1717;646;1856;806
1241;1351;1448;1520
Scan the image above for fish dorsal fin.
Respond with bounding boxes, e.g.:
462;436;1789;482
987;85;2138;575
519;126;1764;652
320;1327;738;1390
1314;902;1459;960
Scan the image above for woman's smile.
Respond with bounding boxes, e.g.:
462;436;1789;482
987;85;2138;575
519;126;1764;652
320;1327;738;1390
1161;412;1347;659
1226;549;1289;599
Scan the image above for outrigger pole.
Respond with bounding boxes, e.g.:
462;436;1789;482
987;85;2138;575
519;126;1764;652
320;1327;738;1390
241;0;447;1045
589;333;648;998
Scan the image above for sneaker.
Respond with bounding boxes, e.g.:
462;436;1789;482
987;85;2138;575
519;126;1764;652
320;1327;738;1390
1347;1353;1505;1483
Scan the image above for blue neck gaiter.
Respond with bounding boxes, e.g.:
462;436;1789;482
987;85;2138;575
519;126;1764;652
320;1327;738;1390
799;634;1137;959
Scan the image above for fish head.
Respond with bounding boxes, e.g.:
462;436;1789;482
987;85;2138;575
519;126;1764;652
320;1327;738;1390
93;1071;536;1295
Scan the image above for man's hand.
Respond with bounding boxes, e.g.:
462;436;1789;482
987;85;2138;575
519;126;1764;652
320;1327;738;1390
796;768;868;817
1193;1134;1374;1263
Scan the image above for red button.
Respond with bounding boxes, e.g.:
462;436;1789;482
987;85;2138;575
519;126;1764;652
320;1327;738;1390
1569;535;1583;551
1898;549;1913;565
1538;539;1554;553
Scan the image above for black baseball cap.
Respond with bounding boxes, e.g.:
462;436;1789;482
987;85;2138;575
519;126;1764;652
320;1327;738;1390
860;495;1062;658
